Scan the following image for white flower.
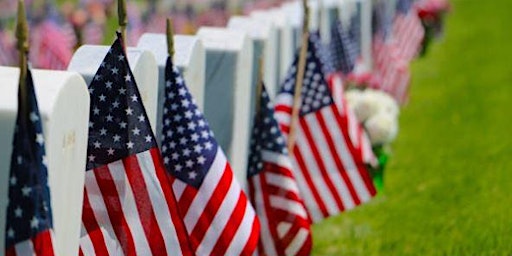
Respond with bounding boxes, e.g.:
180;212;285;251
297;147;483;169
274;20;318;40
345;90;380;122
365;112;399;146
368;89;400;117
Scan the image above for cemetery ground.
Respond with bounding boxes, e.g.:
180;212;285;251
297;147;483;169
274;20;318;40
312;0;512;255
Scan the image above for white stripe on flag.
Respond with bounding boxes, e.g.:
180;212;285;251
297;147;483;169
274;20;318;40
284;228;310;256
305;112;355;209
172;180;187;201
14;239;34;256
182;148;226;231
323;109;372;203
195;175;239;255
251;177;278;256
261;150;293;170
265;172;299;194
84;171;117;256
108;161;152;255
296;122;340;215
269;195;308;219
224;199;257;255
137;151;183;255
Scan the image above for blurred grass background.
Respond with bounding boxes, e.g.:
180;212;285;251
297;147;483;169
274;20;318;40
312;0;512;255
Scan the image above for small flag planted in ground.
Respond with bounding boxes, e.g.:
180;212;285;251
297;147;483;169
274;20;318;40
161;58;260;255
79;32;193;256
247;84;312;256
275;35;377;222
5;68;56;256
330;19;359;75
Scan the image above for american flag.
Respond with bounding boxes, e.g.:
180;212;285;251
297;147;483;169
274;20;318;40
327;74;377;167
372;0;423;103
329;19;359;75
161;58;260;255
274;35;377;222
79;33;193;256
348;8;362;58
0;26;15;66
394;0;425;63
31;20;74;70
5;69;56;256
247;84;312;256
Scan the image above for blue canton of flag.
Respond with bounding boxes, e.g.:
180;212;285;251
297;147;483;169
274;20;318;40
85;36;156;169
372;0;394;40
310;31;336;78
329;19;359;75
349;9;362;57
161;58;260;255
247;86;288;177
161;61;217;188
396;0;414;14
6;68;55;256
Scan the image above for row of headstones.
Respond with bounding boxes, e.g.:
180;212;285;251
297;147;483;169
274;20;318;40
0;0;376;255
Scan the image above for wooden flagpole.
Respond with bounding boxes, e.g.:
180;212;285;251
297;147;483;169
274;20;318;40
287;0;310;153
16;0;29;119
255;57;264;119
166;18;175;62
118;0;128;47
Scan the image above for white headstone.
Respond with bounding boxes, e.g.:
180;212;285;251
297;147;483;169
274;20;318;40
68;46;159;135
227;16;279;97
197;27;254;191
280;1;303;60
0;67;89;256
137;34;206;145
251;8;294;83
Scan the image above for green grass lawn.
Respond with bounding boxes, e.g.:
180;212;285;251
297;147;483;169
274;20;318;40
312;0;512;255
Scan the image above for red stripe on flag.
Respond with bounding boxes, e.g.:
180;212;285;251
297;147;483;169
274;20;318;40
333;112;377;196
189;169;233;250
316;110;362;205
122;155;166;255
81;192;110;255
211;191;248;255
32;230;55;256
258;172;286;256
292;146;329;218
240;217;261;256
299;117;345;211
94;165;136;256
150;149;193;255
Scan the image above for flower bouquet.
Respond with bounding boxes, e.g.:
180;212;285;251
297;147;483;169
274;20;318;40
345;89;399;193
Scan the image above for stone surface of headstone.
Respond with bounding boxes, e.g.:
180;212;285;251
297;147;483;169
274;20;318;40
197;27;254;191
251;8;294;83
227;16;279;97
280;1;302;57
137;33;206;145
0;67;89;256
68;45;159;135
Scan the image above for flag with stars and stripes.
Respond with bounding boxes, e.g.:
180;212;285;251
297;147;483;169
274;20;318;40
5;68;56;256
247;84;312;256
394;0;425;63
161;57;260;255
274;35;377;222
327;73;378;167
79;32;193;256
329;19;359;75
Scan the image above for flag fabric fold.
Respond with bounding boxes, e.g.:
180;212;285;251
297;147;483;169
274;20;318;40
274;35;377;223
79;32;193;256
5;68;56;256
161;57;260;256
247;84;312;256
